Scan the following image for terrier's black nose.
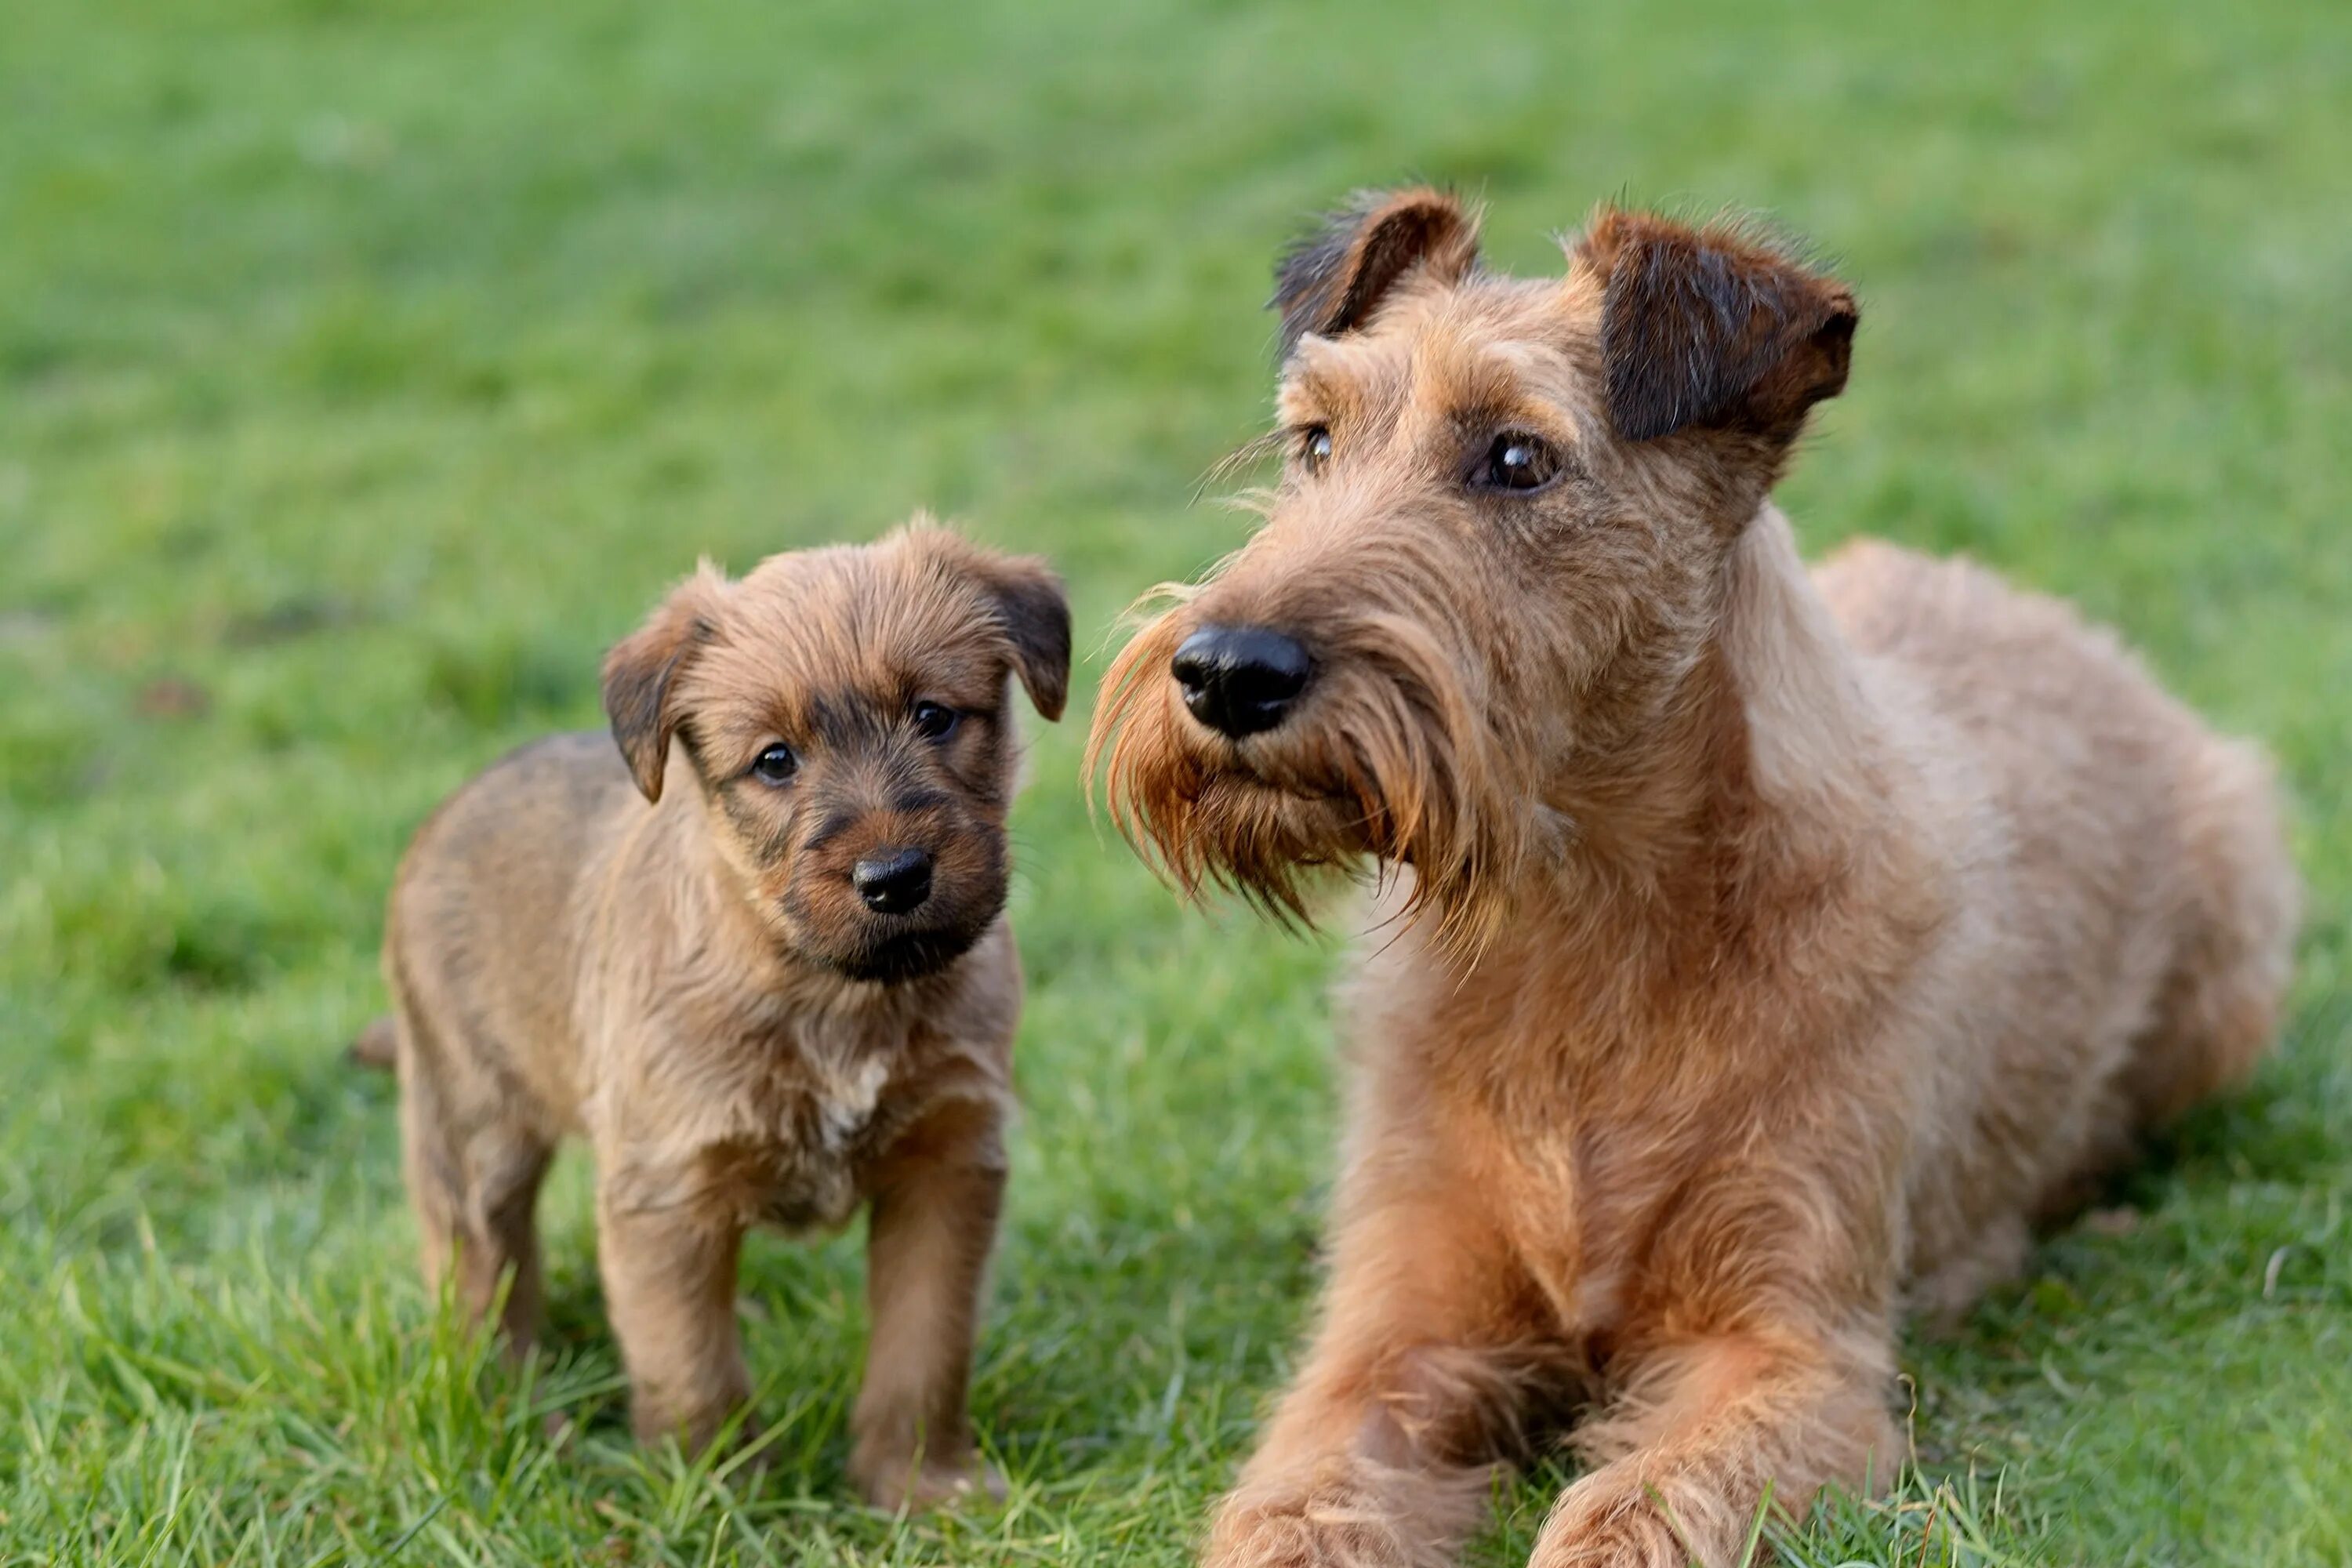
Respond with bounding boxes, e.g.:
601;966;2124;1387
852;847;934;914
1171;625;1312;738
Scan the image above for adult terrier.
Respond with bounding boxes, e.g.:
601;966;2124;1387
375;524;1068;1508
1091;190;2297;1566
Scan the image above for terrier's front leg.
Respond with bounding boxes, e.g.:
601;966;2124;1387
1528;1322;1898;1568
597;1177;753;1456
1206;1181;1552;1568
848;1100;1010;1512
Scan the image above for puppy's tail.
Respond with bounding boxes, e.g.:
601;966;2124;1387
347;1015;398;1071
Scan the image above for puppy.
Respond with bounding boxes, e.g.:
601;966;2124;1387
375;523;1069;1509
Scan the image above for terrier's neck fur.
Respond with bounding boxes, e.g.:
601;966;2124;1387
1454;506;1911;984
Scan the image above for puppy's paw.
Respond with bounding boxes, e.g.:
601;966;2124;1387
851;1449;1006;1513
1201;1479;1419;1568
627;1375;757;1462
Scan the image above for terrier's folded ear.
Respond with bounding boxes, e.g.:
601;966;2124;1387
1572;208;1858;444
1272;187;1483;357
601;565;730;803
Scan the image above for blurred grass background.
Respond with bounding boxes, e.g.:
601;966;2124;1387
2;0;2347;1563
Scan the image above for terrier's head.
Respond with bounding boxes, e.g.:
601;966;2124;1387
1090;188;1857;936
604;523;1069;983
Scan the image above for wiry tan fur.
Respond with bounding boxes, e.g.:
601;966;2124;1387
1089;190;2297;1566
376;522;1069;1510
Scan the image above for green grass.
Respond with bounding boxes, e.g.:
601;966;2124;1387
3;0;2348;1562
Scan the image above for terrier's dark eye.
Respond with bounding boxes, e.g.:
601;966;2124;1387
1476;431;1562;492
750;743;797;786
912;700;960;741
1298;424;1334;473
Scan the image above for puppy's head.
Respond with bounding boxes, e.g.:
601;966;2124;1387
601;522;1069;985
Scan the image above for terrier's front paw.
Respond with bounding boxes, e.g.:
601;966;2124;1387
1527;1520;1685;1568
1527;1475;1700;1568
1202;1482;1417;1568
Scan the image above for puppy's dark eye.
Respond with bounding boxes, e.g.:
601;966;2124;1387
912;700;960;741
749;743;797;786
1476;431;1563;492
1298;424;1334;474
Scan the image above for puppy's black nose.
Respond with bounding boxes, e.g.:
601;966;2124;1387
1171;625;1312;738
852;847;934;914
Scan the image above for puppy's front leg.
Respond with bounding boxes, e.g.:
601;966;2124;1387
1207;1159;1551;1568
597;1178;752;1456
848;1098;1008;1512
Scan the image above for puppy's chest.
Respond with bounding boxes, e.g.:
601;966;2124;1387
633;1036;928;1236
735;1043;920;1231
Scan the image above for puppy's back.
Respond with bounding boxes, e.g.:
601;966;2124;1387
386;732;641;1127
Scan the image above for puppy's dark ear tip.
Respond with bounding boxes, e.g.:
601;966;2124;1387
601;571;724;805
601;649;672;802
346;1016;397;1071
1011;579;1073;723
1033;674;1071;724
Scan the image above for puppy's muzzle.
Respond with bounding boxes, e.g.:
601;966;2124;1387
852;846;934;914
1172;624;1313;738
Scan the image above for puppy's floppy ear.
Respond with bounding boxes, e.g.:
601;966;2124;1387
601;565;728;803
1572;207;1858;443
1272;186;1481;357
977;552;1072;722
895;523;1073;722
